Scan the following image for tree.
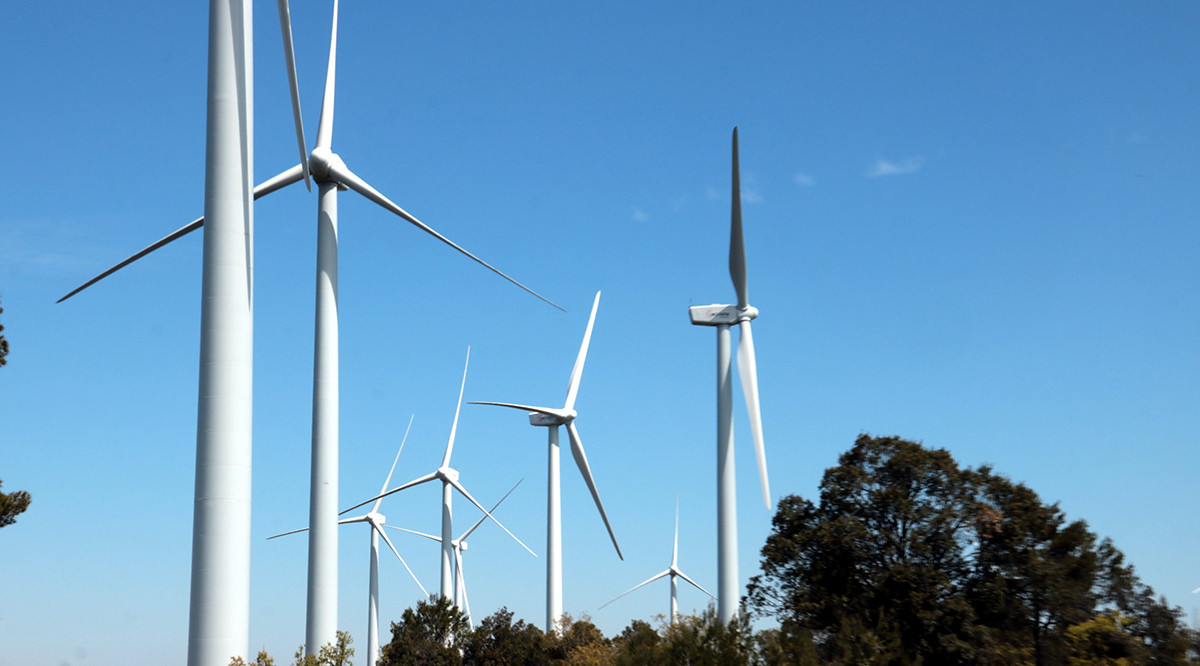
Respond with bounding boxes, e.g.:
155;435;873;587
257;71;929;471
0;478;32;528
747;434;1199;665
460;607;551;666
549;614;613;664
378;597;468;666
228;650;276;666
0;295;9;367
612;619;661;666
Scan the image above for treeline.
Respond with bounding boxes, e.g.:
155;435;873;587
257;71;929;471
745;435;1200;665
236;434;1200;665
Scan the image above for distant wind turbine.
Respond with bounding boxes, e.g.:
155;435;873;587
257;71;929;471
687;128;771;624
342;348;535;604
600;501;714;623
268;415;427;666
471;290;622;633
389;478;527;627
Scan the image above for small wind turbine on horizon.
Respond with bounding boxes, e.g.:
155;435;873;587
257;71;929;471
60;1;559;656
471;290;623;633
389;478;528;627
268;415;427;666
600;500;714;624
688;128;771;624
341;348;536;605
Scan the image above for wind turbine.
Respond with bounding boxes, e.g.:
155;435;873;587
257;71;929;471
687;127;770;624
600;501;714;623
268;415;427;666
342;348;535;604
55;0;257;662
471;290;623;633
60;1;558;656
389;478;526;627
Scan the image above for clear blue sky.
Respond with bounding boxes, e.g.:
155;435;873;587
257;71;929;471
3;2;1199;664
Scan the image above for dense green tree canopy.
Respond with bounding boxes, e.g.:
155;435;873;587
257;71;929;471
746;434;1196;665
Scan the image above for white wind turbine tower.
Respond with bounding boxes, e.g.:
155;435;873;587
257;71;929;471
600;502;715;624
688;128;771;624
389;478;527;627
57;1;257;662
61;1;557;656
342;348;536;604
268;416;428;666
471;291;623;633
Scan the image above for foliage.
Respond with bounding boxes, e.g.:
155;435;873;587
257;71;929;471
746;434;1200;666
656;606;757;665
460;606;551;666
0;295;9;367
378;597;470;666
228;650;276;666
552;613;613;664
229;633;351;666
0;478;32;528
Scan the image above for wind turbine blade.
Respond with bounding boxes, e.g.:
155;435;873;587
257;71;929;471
448;478;536;557
373;414;414;513
563;291;600;412
340;471;438;515
458;478;524;541
599;571;670;609
377;524;429;598
383;525;441;543
323;159;563;312
266;511;366;539
267;526;310;540
455;548;472;627
442;348;470;468
672;499;680;569
675;570;716;599
468;401;567;420
737;320;770;509
57;164;304;303
565;422;622;559
275;0;310;190
314;0;338;149
729;127;748;309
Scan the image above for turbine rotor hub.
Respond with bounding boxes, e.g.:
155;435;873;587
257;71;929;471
308;146;347;188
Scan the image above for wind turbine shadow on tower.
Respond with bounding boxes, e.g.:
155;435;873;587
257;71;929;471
388;478;528;628
267;414;428;666
340;347;536;608
599;499;714;624
688;127;771;624
470;290;622;633
59;1;561;656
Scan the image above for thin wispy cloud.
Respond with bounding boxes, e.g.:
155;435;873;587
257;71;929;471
866;156;924;177
795;173;815;187
632;207;649;222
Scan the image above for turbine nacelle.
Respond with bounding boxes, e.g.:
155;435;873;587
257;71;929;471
528;409;576;427
689;304;758;326
435;466;460;484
